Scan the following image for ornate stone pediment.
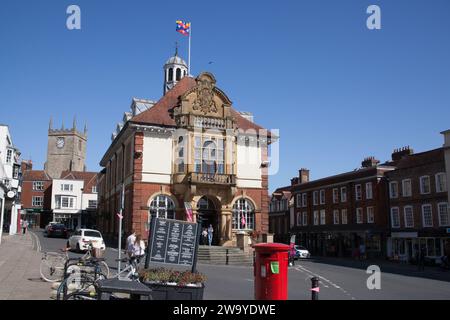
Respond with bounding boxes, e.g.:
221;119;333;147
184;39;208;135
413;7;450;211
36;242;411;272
178;72;233;119
192;73;218;115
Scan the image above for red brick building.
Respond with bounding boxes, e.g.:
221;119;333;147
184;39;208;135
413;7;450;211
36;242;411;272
269;187;291;244
386;147;450;262
20;161;52;228
97;57;271;246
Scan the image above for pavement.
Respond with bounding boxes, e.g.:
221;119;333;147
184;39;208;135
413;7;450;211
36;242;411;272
0;231;50;300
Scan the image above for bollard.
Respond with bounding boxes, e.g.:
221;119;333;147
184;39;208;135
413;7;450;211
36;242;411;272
311;277;319;300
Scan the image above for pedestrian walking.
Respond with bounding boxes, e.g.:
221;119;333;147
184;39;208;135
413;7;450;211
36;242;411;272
418;245;426;271
359;243;366;261
126;229;136;257
207;224;213;246
22;220;29;235
201;228;208;245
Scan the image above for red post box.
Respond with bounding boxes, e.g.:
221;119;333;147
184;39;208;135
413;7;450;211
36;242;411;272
253;243;289;300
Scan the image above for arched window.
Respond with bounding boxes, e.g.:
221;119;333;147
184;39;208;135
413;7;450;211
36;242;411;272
232;198;255;230
176;68;182;81
149;195;175;219
168;68;173;82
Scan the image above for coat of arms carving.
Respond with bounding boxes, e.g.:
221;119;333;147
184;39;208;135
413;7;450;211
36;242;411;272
193;77;218;115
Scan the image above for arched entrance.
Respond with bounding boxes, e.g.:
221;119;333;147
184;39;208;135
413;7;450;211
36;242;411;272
197;196;220;245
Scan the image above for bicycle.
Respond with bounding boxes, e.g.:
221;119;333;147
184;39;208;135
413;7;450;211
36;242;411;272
41;242;110;283
113;255;145;281
56;256;109;300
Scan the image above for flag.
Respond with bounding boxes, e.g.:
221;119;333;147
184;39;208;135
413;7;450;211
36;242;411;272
241;214;246;228
176;20;191;36
184;202;193;222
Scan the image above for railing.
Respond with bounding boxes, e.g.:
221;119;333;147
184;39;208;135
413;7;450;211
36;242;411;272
189;172;236;186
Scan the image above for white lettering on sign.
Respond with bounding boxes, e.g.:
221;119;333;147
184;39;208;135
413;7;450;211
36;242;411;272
366;265;381;290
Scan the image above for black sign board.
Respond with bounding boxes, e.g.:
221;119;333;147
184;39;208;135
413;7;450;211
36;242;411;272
145;217;200;272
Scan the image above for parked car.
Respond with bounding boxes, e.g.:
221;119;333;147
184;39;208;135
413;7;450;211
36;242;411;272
44;222;58;234
46;224;69;238
68;229;106;252
294;245;311;259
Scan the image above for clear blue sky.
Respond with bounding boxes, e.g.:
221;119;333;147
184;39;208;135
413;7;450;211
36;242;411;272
1;0;449;192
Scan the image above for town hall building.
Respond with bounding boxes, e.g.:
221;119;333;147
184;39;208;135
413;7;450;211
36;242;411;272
97;52;272;246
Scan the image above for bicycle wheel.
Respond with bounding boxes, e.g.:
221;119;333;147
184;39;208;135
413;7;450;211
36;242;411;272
98;261;110;278
40;253;65;282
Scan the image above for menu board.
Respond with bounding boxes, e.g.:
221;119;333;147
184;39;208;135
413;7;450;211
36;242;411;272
148;218;199;267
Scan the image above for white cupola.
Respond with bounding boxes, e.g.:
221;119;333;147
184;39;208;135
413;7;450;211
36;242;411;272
163;47;188;94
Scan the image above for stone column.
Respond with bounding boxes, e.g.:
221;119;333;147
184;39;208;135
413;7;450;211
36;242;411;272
220;209;232;246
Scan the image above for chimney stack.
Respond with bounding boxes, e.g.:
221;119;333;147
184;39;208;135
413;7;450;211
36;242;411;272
299;168;310;184
361;156;380;168
392;146;414;161
291;177;299;186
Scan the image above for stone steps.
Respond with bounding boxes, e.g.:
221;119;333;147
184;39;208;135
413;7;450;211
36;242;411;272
197;246;253;266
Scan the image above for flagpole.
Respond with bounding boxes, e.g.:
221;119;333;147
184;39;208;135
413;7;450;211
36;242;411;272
188;24;191;76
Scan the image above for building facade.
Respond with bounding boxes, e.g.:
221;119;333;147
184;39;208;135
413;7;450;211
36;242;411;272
97;53;272;246
269;187;291;243
50;171;98;230
21;162;52;228
0;124;22;237
386;147;450;262
290;159;393;258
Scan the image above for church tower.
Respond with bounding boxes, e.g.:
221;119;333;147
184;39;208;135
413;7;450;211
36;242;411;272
163;47;188;94
44;117;87;178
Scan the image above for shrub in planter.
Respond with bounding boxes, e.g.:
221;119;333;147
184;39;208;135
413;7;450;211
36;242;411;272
139;268;207;300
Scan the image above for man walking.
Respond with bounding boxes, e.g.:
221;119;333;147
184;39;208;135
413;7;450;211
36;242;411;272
207;224;213;246
126;229;136;257
22;220;28;235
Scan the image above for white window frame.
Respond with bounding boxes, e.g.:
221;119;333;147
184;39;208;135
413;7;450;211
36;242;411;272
313;210;319;225
438;202;450;227
421;204;433;227
32;196;43;207
367;207;375;223
402;179;412;197
333;209;339;224
355;184;362;201
92;186;98;194
55;195;76;209
302;212;308;226
404;206;414;228
389;181;398;199
33;181;44;191
320;209;326;225
341;187;347;202
391;207;400;228
313;191;318;206
296;212;302;226
302;193;307;207
366;182;373;200
341;209;348;224
296;194;301;208
356;207;363;224
6;149;13;163
420;176;431;195
319;189;325;205
332;188;339;204
436;173;447;193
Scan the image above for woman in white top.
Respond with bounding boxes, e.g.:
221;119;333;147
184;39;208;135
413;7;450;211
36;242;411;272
130;234;146;258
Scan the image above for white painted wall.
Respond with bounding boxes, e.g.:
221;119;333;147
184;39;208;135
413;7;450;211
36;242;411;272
236;140;262;188
142;131;173;184
51;179;84;214
82;193;98;210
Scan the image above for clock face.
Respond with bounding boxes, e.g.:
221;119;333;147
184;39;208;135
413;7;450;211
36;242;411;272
56;137;65;149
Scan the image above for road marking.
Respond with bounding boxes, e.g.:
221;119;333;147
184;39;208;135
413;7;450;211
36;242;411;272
245;278;254;282
295;264;356;300
29;231;41;252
